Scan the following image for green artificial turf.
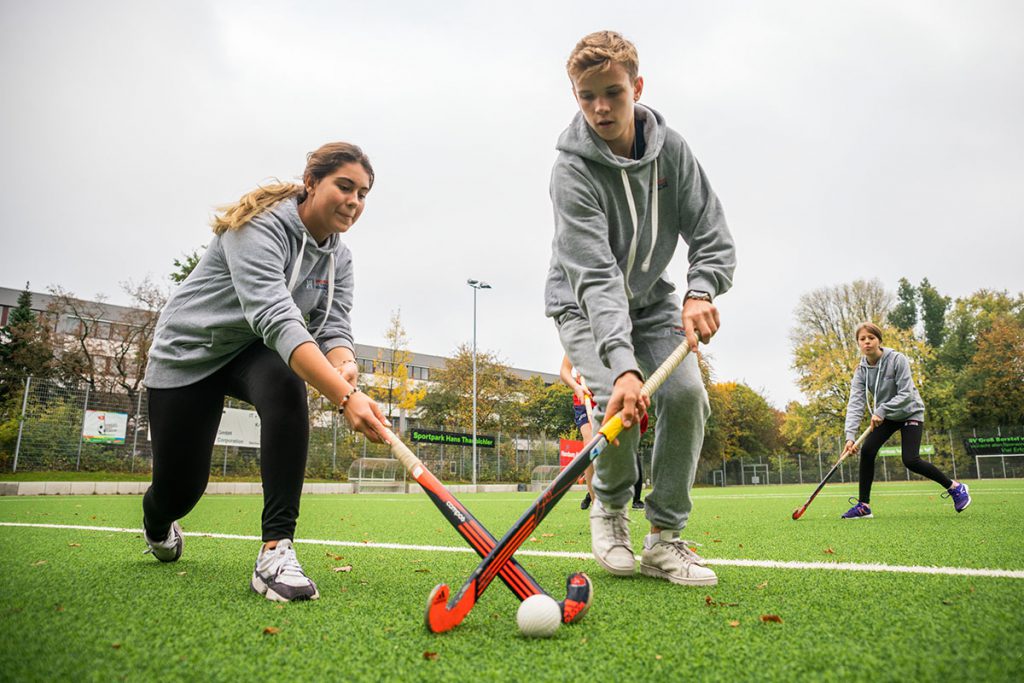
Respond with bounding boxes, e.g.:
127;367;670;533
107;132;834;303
1;480;1022;681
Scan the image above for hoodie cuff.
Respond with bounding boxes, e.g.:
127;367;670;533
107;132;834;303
607;346;641;386
277;325;316;367
686;276;719;300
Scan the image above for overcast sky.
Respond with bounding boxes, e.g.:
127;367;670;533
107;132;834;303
2;1;1022;408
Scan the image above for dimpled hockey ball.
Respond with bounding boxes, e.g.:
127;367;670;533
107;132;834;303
516;594;562;638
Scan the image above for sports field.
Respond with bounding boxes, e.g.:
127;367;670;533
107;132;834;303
1;480;1022;681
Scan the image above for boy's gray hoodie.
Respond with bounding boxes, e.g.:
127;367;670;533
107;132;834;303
144;197;354;388
545;104;736;382
844;348;926;441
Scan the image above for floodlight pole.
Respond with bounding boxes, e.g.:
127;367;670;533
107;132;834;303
467;278;491;488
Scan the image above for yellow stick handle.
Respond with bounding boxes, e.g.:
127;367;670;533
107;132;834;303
597;341;692;442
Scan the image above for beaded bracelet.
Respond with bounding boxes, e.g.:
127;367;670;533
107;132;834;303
337;387;360;414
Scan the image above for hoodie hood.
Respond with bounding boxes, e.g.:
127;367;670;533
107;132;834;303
556;104;667;170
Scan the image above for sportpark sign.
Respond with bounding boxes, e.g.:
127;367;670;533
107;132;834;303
410;429;495;448
963;435;1024;456
878;444;935;457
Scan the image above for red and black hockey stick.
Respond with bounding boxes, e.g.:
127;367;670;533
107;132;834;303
423;340;692;633
791;424;873;520
382;428;592;626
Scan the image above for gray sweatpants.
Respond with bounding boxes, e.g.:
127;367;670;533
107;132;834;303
556;295;709;531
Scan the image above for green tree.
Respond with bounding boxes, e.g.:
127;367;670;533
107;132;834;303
962;316;1024;427
418;345;521;433
918;278;950;348
702;382;782;469
889;277;918;331
170;247;205;284
0;283;56;399
519;376;576;437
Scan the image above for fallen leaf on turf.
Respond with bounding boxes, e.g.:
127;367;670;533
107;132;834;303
423;651;439;661
176;571;187;576
31;560;47;567
756;581;769;590
942;599;954;605
824;547;835;554
542;533;555;538
528;537;539;543
263;627;280;635
54;605;64;612
760;614;783;623
712;539;722;543
112;643;122;649
68;543;80;547
738;544;743;548
326;552;344;561
655;655;662;660
333;565;353;573
413;568;430;573
580;637;588;644
729;620;740;627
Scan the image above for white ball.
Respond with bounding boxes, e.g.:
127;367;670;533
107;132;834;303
516;594;562;638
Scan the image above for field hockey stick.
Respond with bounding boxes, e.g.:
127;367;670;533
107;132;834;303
381;428;593;625
791;424;873;520
424;340;692;633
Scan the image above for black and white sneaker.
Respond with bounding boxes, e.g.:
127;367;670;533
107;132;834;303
250;539;320;602
143;520;184;563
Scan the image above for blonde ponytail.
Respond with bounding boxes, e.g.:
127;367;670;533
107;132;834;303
211;182;303;234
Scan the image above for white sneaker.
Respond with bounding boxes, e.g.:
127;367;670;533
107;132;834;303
640;531;718;586
589;499;636;576
250;539;320;602
143;520;184;563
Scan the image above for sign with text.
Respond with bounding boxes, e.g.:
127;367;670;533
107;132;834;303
215;408;262;448
410;429;495;448
559;438;584;469
878;444;935;457
82;410;128;444
964;435;1024;456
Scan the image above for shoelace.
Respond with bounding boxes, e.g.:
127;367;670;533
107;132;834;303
662;539;706;567
265;546;308;580
597;509;631;548
142;530;176;555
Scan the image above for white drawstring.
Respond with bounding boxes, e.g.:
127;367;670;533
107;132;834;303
286;231;335;339
620;158;660;296
641;158;659;272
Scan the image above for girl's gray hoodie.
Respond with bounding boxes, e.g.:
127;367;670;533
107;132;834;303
544;104;736;382
844;348;926;441
144;197;354;388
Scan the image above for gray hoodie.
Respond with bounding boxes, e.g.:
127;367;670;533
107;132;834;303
144;197;354;388
544;104;736;382
844;348;926;441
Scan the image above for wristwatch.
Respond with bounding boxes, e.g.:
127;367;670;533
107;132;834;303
685;289;713;303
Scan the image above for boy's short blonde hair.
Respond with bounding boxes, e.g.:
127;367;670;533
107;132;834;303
566;30;639;83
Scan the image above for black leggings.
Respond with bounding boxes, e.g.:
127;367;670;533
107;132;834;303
859;419;953;503
143;342;309;542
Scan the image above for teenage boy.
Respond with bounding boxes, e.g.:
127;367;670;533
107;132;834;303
545;30;736;586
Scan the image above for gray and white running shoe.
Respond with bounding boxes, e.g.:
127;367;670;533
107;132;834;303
640;531;717;586
250;539;320;602
589;499;636;576
143;520;184;563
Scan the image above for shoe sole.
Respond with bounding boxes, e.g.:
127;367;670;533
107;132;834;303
841;514;873;519
145;521;184;562
639;563;718;586
956;496;972;513
250;572;320;602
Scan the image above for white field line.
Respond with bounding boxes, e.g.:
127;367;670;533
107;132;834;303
2;521;1022;580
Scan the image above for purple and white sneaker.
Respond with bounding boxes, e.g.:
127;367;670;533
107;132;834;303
943;482;972;513
840;498;873;520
